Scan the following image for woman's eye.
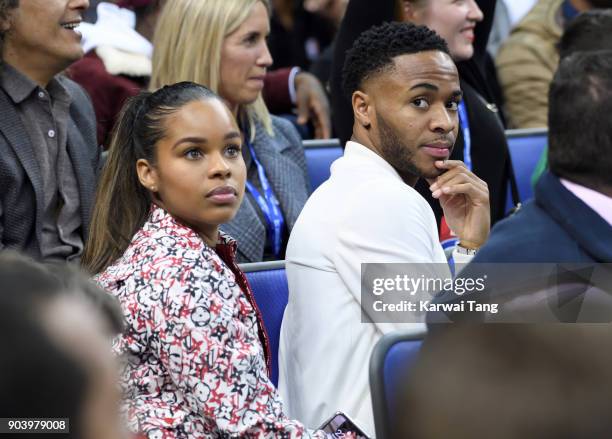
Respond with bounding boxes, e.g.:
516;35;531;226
412;98;429;109
244;33;258;45
225;144;241;158
185;148;203;160
447;101;460;111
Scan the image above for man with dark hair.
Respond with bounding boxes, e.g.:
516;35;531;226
0;0;99;261
278;21;490;435
0;252;125;438
497;0;612;128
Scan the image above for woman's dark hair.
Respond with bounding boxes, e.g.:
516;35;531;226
82;81;220;274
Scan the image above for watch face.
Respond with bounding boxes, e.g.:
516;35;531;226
457;245;477;255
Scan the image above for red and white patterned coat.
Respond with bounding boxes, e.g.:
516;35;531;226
96;206;324;438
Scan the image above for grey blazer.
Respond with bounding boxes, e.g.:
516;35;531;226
221;116;309;263
0;76;99;259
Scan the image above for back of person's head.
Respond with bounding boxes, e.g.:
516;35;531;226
396;325;612;439
150;0;273;138
82;82;221;274
547;50;612;188
0;252;125;439
341;21;449;100
559;9;612;59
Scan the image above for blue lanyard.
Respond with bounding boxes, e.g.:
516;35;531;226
244;139;285;258
562;0;580;22
458;101;472;171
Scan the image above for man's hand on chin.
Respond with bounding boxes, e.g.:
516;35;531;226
427;160;490;249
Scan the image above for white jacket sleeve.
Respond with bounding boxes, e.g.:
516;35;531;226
332;181;449;335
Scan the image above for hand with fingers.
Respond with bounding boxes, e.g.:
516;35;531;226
294;71;332;139
428;160;490;249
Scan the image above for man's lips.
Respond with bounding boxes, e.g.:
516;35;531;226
421;142;452;159
60;19;82;30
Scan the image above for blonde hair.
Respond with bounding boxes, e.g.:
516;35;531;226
150;0;273;139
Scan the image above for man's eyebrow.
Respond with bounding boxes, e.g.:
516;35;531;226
409;83;439;92
451;90;464;99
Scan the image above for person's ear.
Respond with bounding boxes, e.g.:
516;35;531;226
352;90;372;129
401;0;422;23
136;159;159;194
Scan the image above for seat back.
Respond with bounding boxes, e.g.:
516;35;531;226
505;128;548;211
370;330;425;439
303;139;343;191
241;260;288;387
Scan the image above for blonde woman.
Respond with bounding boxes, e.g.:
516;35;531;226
151;0;310;263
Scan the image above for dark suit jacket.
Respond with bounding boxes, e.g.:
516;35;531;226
220;116;309;263
428;172;612;325
471;171;612;263
0;75;99;259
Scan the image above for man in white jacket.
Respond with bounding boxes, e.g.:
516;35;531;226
278;22;490;436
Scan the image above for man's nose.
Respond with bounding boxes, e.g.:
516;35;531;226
71;0;90;12
430;105;455;134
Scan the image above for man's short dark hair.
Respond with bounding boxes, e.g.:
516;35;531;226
341;21;450;99
548;50;612;186
559;9;612;59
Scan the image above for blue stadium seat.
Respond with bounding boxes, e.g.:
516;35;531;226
303;139;343;191
505;128;548;212
303;132;548;213
241;260;288;387
370;330;425;439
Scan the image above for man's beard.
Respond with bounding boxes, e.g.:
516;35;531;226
376;112;442;183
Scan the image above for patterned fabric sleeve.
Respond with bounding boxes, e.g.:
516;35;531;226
145;259;326;438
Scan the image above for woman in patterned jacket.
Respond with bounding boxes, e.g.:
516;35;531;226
82;82;326;438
